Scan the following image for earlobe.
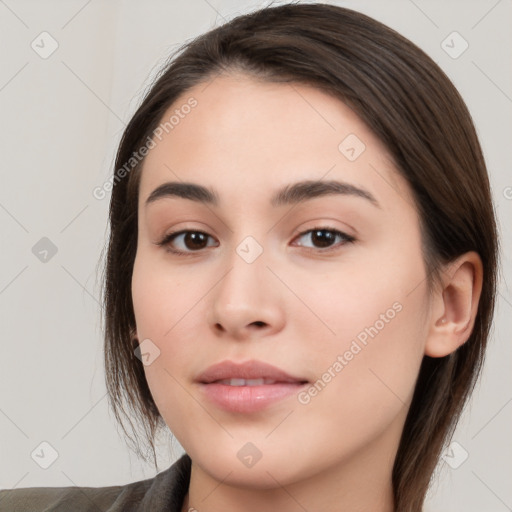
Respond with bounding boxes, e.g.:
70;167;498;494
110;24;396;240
424;251;483;358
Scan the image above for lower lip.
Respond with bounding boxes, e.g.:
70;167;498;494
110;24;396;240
199;382;307;413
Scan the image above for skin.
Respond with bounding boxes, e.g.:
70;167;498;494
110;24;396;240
131;73;483;512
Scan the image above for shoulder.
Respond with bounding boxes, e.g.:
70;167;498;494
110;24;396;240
0;483;126;511
0;454;191;512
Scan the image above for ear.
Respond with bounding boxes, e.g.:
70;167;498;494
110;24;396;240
424;251;483;358
130;327;139;344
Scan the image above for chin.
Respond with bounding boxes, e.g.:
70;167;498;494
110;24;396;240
183;436;320;490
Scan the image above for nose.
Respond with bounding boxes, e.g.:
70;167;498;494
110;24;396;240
207;242;286;341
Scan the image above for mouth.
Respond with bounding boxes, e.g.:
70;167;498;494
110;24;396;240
212;378;303;386
196;360;309;413
197;359;308;384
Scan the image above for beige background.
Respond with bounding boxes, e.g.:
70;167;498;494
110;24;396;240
0;1;511;511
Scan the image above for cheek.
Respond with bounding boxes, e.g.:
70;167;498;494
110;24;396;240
302;260;427;436
287;244;427;367
131;251;201;340
301;287;425;396
131;252;206;419
286;285;428;478
292;239;429;421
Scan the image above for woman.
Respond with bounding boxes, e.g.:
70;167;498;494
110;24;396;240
0;2;498;511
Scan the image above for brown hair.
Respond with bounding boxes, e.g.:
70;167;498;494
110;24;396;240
101;3;499;510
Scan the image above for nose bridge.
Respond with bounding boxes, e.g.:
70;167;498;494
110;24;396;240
208;231;284;336
218;233;268;309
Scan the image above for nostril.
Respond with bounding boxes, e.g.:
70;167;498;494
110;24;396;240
252;321;266;327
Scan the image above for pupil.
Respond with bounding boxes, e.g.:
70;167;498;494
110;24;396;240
312;230;334;248
185;232;207;249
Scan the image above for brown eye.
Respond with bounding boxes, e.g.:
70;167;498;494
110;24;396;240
158;230;218;254
293;227;355;251
180;232;209;250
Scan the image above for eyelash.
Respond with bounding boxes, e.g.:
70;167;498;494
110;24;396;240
156;226;356;256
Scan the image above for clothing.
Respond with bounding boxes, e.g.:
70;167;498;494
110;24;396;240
0;453;191;511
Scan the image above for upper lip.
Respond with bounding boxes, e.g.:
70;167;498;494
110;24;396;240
197;360;308;384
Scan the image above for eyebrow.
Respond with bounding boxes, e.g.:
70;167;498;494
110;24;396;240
145;179;380;209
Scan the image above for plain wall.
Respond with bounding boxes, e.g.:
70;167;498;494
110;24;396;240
0;1;510;511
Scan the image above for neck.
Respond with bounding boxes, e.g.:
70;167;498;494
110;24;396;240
181;421;400;512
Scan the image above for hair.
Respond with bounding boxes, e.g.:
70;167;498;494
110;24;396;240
100;2;499;510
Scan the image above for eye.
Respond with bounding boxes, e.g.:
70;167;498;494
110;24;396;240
156;230;218;255
156;226;355;256
291;227;355;252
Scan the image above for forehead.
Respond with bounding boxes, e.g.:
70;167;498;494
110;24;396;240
137;73;415;213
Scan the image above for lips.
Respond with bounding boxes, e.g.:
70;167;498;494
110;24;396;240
215;378;282;386
196;360;309;413
197;360;308;385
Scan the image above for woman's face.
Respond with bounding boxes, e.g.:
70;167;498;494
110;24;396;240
132;73;432;488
